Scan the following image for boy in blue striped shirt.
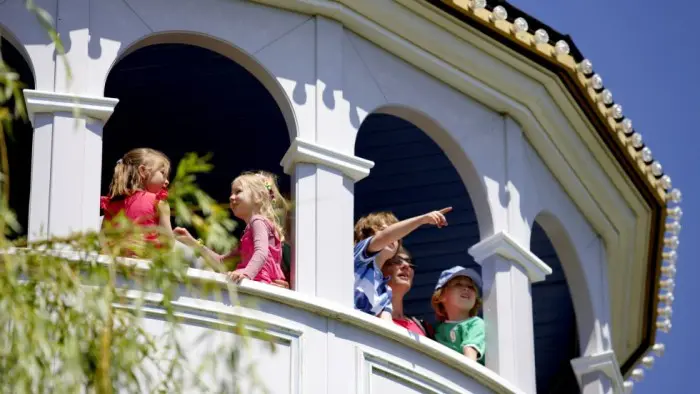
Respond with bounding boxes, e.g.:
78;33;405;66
353;207;452;320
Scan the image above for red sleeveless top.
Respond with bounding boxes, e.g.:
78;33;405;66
100;189;168;248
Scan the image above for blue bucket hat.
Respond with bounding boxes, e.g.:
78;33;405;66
435;266;483;292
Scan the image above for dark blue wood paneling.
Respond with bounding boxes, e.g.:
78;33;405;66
531;221;580;393
355;113;481;322
103;44;291;238
3;37;35;240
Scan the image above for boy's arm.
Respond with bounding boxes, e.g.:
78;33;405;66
368;207;452;253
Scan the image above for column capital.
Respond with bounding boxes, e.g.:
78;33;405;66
23;89;119;123
281;138;374;182
468;231;552;283
570;351;624;393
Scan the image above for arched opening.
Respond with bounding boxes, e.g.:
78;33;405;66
103;41;291;274
354;112;482;322
2;35;35;241
531;220;580;393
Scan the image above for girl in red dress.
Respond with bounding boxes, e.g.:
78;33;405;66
100;148;172;255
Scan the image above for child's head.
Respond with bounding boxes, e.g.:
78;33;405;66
108;148;170;198
230;171;288;239
354;211;400;262
431;266;482;322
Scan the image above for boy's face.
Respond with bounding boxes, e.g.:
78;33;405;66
439;276;478;314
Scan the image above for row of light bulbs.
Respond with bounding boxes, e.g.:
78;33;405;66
460;1;682;392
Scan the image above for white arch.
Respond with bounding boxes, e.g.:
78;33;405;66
103;31;298;141
357;104;493;237
533;210;601;356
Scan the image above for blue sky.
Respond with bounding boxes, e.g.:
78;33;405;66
510;0;698;392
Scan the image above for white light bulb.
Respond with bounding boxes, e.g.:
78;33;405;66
641;147;653;163
650;161;663;177
612;104;623;119
513;17;528;33
623;381;634;394
659;175;672;190
657;305;673;318
656;319;672;333
667;188;682;204
667;206;683;220
642;356;655;369
660;278;675;292
663;250;678;263
665;221;681;235
535;29;549;44
631;368;644;381
652;343;665;357
631;133;643;149
491;5;507;21
471;0;486;9
661;265;677;278
658;292;674;304
664;236;679;249
590;74;603;90
554;40;570;55
600;89;613;105
621;118;633;134
578;59;593;74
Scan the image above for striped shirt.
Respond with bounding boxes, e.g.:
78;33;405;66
354;237;393;316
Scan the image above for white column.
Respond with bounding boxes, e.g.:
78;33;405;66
23;89;118;239
282;138;374;306
570;351;624;394
469;231;552;394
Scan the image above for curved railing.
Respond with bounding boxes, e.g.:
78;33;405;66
10;249;520;393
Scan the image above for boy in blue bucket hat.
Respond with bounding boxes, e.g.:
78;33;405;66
431;266;486;365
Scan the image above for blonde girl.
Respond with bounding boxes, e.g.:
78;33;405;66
431;266;486;365
174;171;289;285
100;148;172;252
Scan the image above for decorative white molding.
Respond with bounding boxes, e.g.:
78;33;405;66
469;231;552;283
281;138;375;182
570;351;624;393
23;89;119;122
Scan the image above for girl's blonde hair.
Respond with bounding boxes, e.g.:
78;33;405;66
233;171;289;241
431;279;482;322
108;148;171;199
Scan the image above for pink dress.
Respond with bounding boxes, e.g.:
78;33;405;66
100;189;168;250
219;215;286;284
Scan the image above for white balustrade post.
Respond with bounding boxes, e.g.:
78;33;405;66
469;231;552;394
23;89;118;239
282;138;374;306
570;351;623;394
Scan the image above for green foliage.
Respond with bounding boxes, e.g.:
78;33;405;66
0;3;273;393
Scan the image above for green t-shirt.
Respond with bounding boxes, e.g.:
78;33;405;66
435;317;486;365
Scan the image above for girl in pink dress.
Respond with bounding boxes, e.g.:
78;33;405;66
100;148;172;255
174;171;289;285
